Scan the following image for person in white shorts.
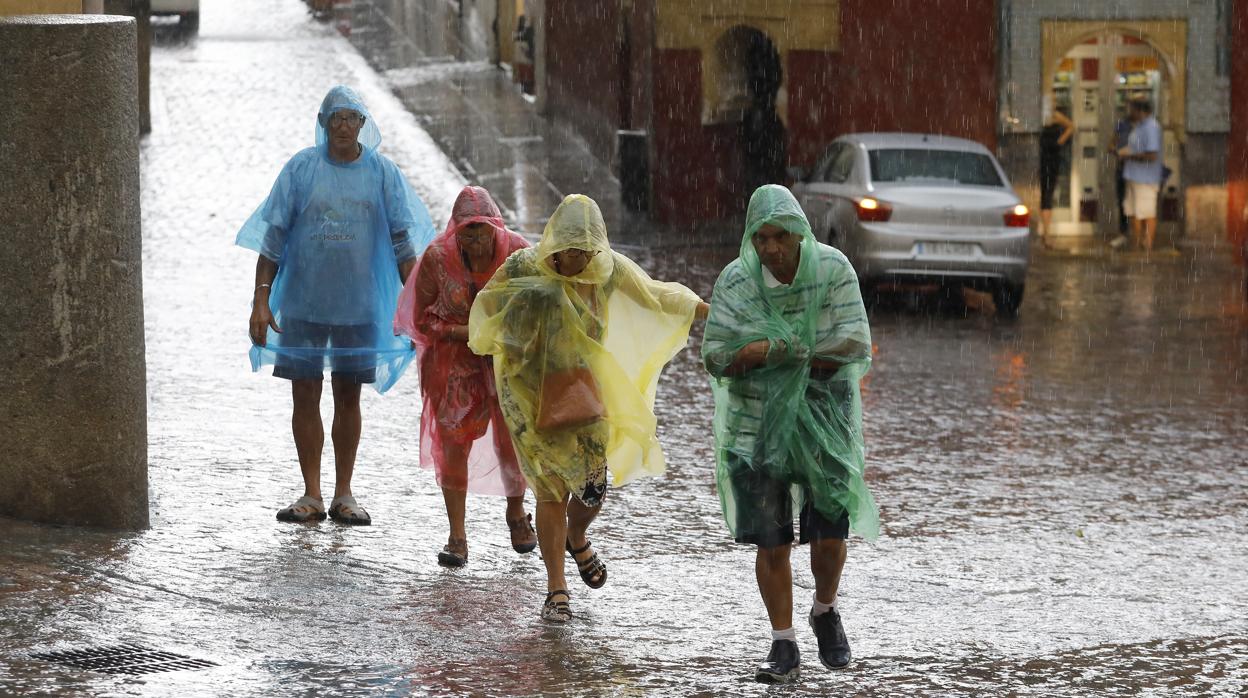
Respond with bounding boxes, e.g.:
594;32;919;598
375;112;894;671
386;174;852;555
1118;98;1165;253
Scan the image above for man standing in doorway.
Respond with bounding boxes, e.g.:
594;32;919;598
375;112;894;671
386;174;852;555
1108;107;1134;248
1118;98;1165;253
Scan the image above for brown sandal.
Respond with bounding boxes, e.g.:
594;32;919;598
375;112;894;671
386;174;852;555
541;590;572;623
507;513;537;554
437;537;468;568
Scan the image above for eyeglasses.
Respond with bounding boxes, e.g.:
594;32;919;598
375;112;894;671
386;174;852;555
328;112;365;128
560;249;597;260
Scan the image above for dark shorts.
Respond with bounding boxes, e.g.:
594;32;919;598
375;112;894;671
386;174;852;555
272;318;377;383
727;460;850;548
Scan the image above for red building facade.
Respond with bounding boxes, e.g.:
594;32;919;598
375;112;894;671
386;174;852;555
542;0;998;224
1229;0;1248;264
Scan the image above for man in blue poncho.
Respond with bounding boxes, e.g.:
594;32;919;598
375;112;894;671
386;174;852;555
237;85;436;525
703;185;879;683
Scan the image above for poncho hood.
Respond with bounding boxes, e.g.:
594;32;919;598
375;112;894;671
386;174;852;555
315;85;382;153
534;194;615;285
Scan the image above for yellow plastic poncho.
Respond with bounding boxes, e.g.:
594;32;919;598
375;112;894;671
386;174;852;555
467;195;701;503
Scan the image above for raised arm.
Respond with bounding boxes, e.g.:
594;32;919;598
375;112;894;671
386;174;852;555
610;252;704;318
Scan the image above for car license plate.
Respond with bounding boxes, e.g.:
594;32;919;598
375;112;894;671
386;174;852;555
915;241;976;257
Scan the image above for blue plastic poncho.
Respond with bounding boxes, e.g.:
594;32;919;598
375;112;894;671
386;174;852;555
235;86;436;392
702;185;879;540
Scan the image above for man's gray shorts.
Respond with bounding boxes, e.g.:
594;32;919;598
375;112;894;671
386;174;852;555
272;318;377;384
726;456;850;548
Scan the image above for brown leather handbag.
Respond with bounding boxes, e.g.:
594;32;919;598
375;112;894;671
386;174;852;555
536;367;605;431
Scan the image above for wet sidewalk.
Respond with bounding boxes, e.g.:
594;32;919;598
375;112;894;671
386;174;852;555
2;1;1248;696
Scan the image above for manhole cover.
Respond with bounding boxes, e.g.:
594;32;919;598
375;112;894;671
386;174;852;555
30;643;218;675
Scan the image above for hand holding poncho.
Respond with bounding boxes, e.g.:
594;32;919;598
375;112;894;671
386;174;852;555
468;195;701;502
236;86;436;392
703;185;879;539
393;186;530;496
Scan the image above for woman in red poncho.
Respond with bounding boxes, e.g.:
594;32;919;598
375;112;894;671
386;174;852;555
394;186;535;566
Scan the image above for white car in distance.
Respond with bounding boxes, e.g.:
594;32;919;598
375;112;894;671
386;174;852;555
790;133;1031;315
151;0;199;33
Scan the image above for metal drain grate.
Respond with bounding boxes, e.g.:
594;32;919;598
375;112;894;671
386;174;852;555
30;643;218;675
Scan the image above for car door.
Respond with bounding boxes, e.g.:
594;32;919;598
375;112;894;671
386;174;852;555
827;145;867;256
796;143;845;237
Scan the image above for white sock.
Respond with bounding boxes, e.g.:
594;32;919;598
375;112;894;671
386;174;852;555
771;627;797;642
812;593;837;616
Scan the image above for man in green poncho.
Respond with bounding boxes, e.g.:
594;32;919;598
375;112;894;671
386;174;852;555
703;185;880;683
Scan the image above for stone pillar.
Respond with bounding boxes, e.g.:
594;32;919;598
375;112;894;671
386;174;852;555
0;14;149;530
104;0;151;135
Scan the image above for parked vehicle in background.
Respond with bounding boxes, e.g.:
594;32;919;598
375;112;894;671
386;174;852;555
151;0;199;33
790;133;1031;315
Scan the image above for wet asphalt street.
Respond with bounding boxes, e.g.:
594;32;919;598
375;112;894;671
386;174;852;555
1;1;1247;696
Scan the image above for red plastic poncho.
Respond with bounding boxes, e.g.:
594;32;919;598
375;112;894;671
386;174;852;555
394;186;530;495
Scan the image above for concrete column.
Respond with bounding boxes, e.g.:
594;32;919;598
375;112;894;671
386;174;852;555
103;0;151;135
0;14;149;530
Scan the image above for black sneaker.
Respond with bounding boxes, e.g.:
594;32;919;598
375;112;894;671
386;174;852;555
809;607;852;670
754;639;800;683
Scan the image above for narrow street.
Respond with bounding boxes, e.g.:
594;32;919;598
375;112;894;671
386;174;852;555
1;1;1246;695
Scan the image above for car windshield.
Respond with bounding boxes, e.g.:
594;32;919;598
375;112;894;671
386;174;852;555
868;148;1003;187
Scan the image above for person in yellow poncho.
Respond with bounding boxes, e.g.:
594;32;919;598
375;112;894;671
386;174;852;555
468;194;708;623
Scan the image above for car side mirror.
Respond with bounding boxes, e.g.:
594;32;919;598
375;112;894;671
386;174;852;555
786;166;808;183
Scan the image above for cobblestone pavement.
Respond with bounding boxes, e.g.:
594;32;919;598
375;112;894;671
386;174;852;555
2;1;1247;696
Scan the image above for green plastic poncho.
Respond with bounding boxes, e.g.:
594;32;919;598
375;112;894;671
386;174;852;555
468;195;702;503
702;185;879;540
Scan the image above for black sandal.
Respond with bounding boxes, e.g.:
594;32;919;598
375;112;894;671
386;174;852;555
541;590;572;623
565;539;607;589
437;537;468;568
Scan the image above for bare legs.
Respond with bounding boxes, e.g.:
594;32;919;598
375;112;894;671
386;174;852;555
441;487;468;541
535;493;602;593
756;539;848;630
329;377;361;499
756;544;794;630
291;379;325;500
1039;208;1053;247
287;377;361;516
440;441;470;544
810;539;847;605
505;495;527;522
1129;217;1158;253
437;440;532;555
536;496;570;593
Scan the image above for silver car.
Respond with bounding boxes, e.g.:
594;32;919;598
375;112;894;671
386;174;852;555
791;133;1031;315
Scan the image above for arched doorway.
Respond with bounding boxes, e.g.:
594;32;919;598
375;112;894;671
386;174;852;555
1047;32;1181;238
713;26;785;195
